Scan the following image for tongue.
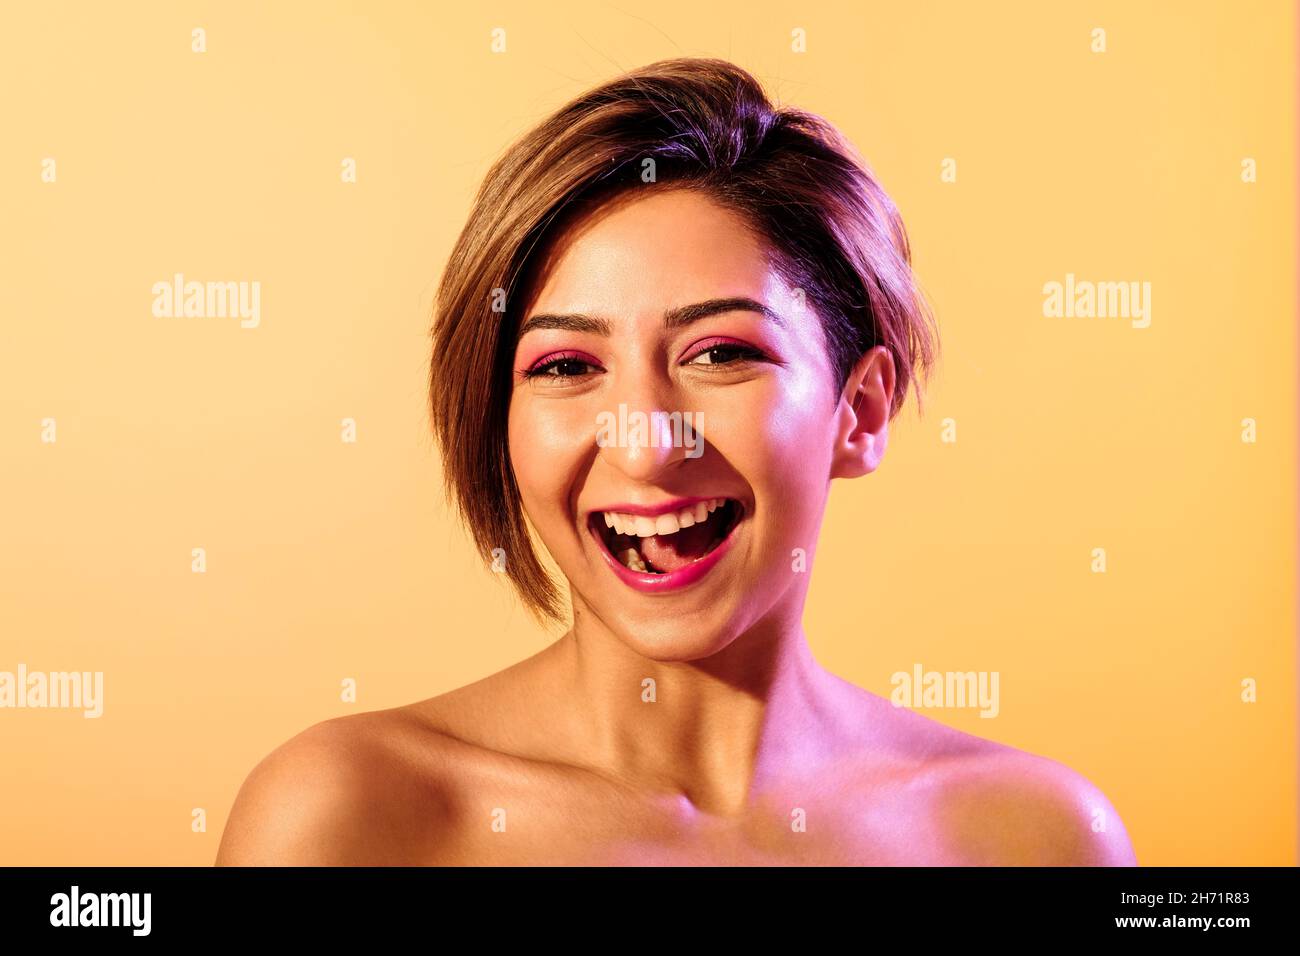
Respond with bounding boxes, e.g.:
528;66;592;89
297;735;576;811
640;518;720;572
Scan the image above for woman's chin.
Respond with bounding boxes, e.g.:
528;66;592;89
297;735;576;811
610;618;743;663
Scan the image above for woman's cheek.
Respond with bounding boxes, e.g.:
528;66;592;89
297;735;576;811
733;376;835;542
722;373;835;477
509;397;591;516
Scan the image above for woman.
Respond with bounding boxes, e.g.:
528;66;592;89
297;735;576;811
217;58;1137;866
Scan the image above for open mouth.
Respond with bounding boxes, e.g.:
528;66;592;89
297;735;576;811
588;498;743;575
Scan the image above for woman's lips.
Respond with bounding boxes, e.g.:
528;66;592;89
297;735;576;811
587;501;742;593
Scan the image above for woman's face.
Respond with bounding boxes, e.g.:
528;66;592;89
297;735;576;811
507;186;888;660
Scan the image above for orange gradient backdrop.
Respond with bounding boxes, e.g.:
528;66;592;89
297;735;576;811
0;0;1294;865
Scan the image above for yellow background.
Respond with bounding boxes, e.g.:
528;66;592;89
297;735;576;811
0;0;1294;865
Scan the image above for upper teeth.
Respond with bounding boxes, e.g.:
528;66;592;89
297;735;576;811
602;499;725;538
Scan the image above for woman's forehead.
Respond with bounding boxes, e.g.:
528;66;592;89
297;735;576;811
522;187;781;325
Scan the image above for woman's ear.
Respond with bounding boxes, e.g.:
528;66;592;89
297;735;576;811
830;346;896;480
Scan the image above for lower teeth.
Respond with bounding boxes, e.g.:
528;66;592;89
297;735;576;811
619;547;650;573
617;536;725;573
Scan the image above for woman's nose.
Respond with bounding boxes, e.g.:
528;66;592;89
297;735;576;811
594;395;701;482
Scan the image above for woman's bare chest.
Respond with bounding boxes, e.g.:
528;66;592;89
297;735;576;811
413;764;949;866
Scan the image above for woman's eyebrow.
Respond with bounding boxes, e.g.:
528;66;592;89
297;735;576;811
664;297;785;329
516;313;611;338
518;297;783;340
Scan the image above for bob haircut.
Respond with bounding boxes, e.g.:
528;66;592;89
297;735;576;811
430;57;939;622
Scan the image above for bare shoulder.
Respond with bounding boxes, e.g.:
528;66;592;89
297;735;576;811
843;690;1136;866
922;732;1138;866
215;709;461;866
216;646;564;866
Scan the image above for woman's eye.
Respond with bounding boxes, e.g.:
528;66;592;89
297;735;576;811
525;356;599;378
684;344;766;367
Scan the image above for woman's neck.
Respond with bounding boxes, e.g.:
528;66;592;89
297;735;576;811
549;602;858;817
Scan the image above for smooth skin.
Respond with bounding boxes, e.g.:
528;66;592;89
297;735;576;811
217;187;1137;866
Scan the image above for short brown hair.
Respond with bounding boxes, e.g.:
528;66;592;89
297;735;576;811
430;57;939;622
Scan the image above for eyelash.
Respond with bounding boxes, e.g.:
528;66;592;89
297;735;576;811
521;351;600;379
521;339;769;379
680;338;769;368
